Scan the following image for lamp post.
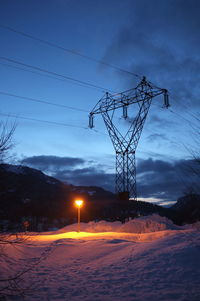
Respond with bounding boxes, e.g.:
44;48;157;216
74;200;83;232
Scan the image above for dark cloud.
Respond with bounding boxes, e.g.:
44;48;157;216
54;167;115;192
99;0;200;163
148;115;178;128
21;155;199;205
21;155;85;172
137;158;173;174
102;0;200;111
21;155;115;192
137;158;200;201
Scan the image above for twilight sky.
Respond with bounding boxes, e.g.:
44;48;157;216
0;0;199;206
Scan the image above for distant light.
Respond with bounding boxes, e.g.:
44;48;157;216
75;200;83;207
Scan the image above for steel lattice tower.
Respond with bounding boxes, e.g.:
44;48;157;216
89;77;169;201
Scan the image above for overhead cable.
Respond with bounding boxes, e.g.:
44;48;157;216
0;112;88;129
0;56;116;93
0;61;102;89
0;24;142;79
0;91;88;112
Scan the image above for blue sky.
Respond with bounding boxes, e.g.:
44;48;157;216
0;0;199;206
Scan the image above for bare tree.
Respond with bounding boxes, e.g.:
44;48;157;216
0;120;16;163
0;232;53;299
0;233;29;298
0;121;33;298
183;113;200;193
0;120;52;299
190;114;200;180
0;120;25;298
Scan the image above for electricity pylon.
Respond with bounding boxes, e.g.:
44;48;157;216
89;77;169;201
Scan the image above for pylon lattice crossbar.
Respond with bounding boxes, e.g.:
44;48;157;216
89;77;169;201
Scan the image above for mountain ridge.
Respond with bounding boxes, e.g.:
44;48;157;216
0;163;200;230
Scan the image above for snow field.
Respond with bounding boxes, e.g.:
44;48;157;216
1;215;200;301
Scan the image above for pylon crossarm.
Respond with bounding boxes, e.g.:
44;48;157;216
91;90;163;115
90;79;166;116
90;92;110;114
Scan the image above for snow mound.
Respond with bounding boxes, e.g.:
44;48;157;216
118;214;179;233
59;214;181;234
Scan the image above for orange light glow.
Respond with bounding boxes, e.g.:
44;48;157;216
75;200;83;207
28;230;172;244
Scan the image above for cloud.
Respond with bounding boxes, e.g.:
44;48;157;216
137;158;173;174
99;0;200;160
21;155;200;205
137;197;176;207
21;155;115;192
102;0;200;111
148;115;177;128
21;155;85;172
54;167;115;192
137;158;200;201
146;133;168;143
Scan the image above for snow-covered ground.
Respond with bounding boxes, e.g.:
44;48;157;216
1;215;200;301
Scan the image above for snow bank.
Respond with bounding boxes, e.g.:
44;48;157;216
2;220;200;301
118;214;180;233
56;214;181;234
2;215;200;301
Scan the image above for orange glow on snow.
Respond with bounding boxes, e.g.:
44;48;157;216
30;230;177;244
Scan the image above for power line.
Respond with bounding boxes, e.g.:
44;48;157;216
0;112;88;129
169;109;199;130
152;97;199;129
0;112;109;137
0;24;142;79
0;56;116;93
0;91;88;112
170;94;199;121
0;61;100;89
91;128;109;136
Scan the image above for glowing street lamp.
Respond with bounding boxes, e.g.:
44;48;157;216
74;200;83;232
